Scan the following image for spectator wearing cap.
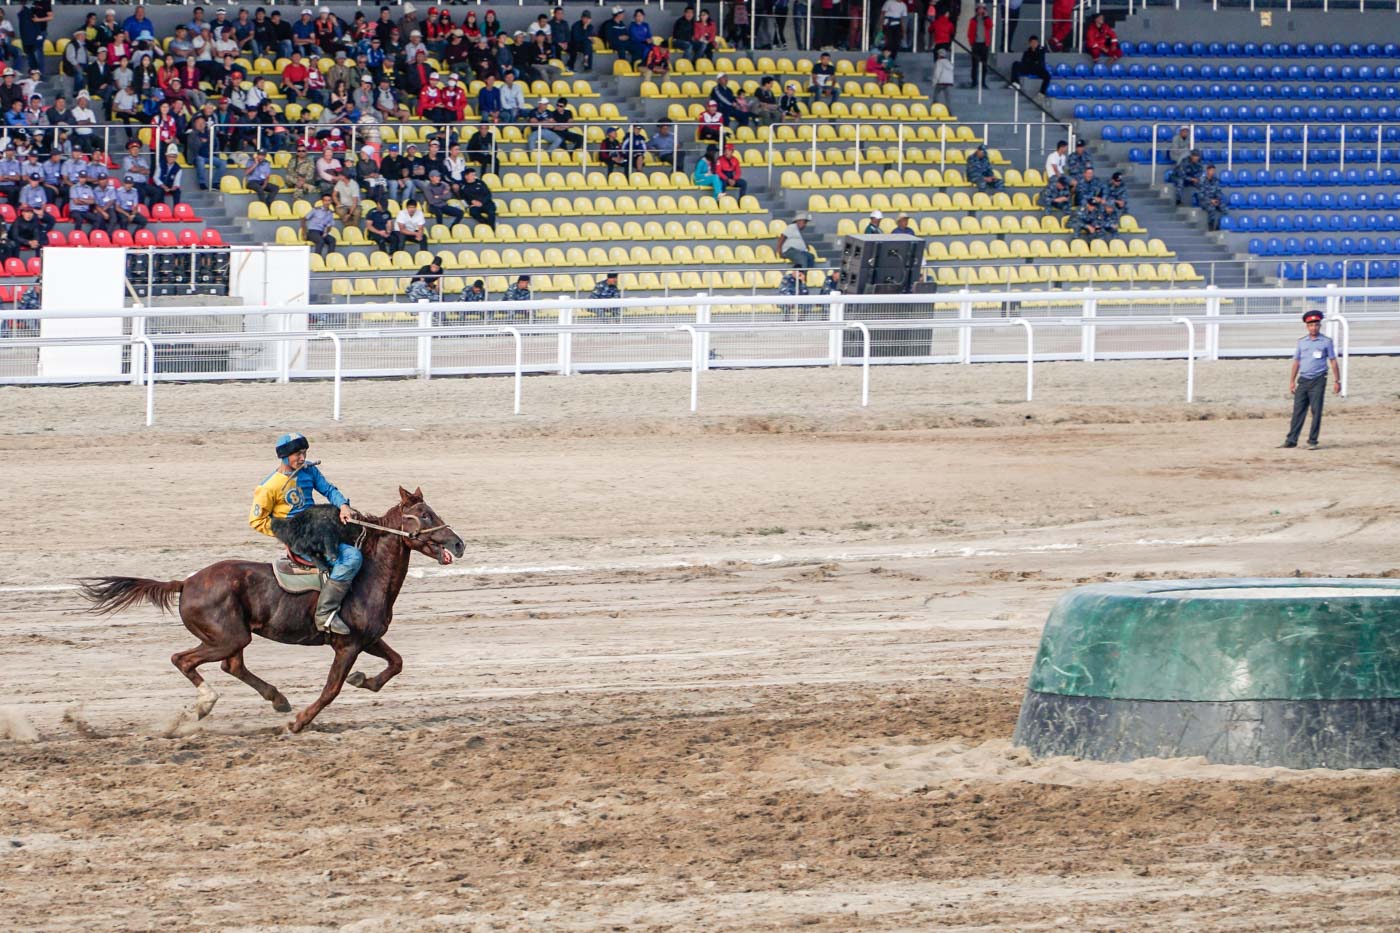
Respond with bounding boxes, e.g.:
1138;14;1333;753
645;119;685;173
1197;164;1226;232
291;10;317;56
326;50;357;96
417;73;451;125
459;165;496;228
697;100;725;143
118;140;154;203
863;210;883;234
300;191;337;256
285;139;315;200
809;52;838;103
892;214;917;236
394;198;430;252
91;176;121;233
422;168;460;226
714;143;747;199
61;28;91;98
0;146;21;205
9;202;45;257
778;213;813;269
1281;310;1341;450
1173;148;1205;207
567;11;593;71
442;73;468;122
114;174;147;231
590;271;623;321
1106;171;1128;214
708;73;748;128
692;144;724;199
17;174;50;229
602;8;632;61
332;168;362;226
459;278;487;313
363;198;395;253
68;169;99;230
154;143;183;206
501;274;532;321
1065;138;1093;188
778;82;802;122
406;254;446;304
966;146;1002;193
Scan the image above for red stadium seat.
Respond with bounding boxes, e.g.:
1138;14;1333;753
173;203;197;221
111;229;133;247
68;229;90;247
44;204;60;221
89;230;112;248
177;228;198;246
137;203;151;219
151;203;173;222
25;256;40;275
5;257;26;276
46;230;66;247
0;204;14;224
133;229;156;247
155;229;177;247
200;228;224;247
0;285;13;303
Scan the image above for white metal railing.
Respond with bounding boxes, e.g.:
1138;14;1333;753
1148;121;1398;183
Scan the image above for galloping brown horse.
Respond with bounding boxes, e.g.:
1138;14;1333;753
81;487;465;733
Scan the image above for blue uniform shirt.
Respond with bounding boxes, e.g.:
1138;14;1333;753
1294;333;1336;380
18;184;46;210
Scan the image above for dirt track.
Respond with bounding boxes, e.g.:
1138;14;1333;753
4;359;1400;930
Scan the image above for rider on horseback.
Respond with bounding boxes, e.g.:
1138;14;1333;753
249;432;361;635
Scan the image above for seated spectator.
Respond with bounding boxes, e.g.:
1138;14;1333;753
697;100;725;142
500;273;532;321
498;72;526;122
395;198;431;251
459;166;496;227
692;11;717;62
621;125;649;174
589;271;622;321
90;176;120;233
406;255;446;303
692;144;724;200
280;51;314;103
1106;171;1127;213
364;199;395;252
154;144;183;206
966;145;1001;192
315;148;343;195
567;11;594;72
300;192;338;257
863;210;883;234
645;119;685;173
113;175;147;230
715;143;747;199
864;50;893;86
67;169;100;230
1173;149;1204;206
891;214;917;236
1009;36;1051;97
1039;174;1071;215
537;97;583;152
1077;166;1105;204
332;169;362;226
16;174;50;227
640;37;670;78
465;122;499;178
1168;126;1192;171
751;76;781;126
599;126;629;176
808;53;839;103
1085;13;1122;62
778;212;814;268
778;82;802;122
1197;163;1226;232
708;74;747;127
8;203;44;257
423;169;462;225
458;278;487;317
476;73;502;123
1074;196;1108;241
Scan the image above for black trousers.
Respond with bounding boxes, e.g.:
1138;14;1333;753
1011;62;1051;94
970;42;989;86
1286;375;1327;446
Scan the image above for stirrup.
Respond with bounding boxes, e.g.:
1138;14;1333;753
318;613;351;636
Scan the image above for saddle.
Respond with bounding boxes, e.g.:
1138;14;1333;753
272;548;325;594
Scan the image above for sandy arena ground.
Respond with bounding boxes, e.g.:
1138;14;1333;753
4;358;1400;931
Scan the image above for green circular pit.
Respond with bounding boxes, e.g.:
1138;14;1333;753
1014;579;1400;769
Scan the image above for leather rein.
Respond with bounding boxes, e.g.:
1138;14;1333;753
347;514;452;541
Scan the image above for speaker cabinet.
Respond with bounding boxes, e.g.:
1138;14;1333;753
839;234;926;295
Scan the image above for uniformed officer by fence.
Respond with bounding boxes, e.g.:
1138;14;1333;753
1280;309;1341;450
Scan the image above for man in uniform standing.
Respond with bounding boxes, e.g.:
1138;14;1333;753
1280;310;1340;450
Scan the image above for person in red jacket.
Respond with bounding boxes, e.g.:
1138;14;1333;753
966;3;993;89
928;7;955;55
1085;13;1122;61
1050;0;1075;51
714;142;747;199
441;74;467;122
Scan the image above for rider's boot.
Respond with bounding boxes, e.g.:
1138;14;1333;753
313;578;353;635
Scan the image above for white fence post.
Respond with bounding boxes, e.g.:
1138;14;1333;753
958;289;973;363
1081;286;1097;362
828;293;845;366
129;315;146;387
557;300;574;375
416;307;434;379
1204;284;1221;361
695;293;712;371
278;313;293;384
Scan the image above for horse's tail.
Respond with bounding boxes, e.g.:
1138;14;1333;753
79;576;184;616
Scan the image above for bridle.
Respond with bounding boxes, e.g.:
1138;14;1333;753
347;512;453;542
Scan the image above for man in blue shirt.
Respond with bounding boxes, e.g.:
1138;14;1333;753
1281;310;1341;450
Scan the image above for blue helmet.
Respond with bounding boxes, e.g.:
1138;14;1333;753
275;432;309;463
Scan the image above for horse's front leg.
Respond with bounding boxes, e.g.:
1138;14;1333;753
288;642;361;733
347;638;402;693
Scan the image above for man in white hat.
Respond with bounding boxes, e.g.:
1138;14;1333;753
778;213;814;269
154;143;184;207
863;210;884;235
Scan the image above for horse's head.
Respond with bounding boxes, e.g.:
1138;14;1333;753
393;486;466;566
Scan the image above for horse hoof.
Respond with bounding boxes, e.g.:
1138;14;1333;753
286;719;304;734
347;671;366;688
272;698;292;713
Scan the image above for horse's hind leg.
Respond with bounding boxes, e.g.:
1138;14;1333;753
347;639;402;693
221;651;293;713
171;642;234;720
171;600;252;721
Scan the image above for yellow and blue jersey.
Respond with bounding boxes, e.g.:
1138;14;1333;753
249;464;349;538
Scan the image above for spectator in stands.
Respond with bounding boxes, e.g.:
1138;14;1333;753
932;48;953;108
16;173;47;225
459;165;496;228
1098;199;1119;239
1173;149;1203;207
154;143;183;206
620;124;649;173
364;199;395;252
497;72;525;123
1106;171;1127;214
1045;139;1068;181
778;212;813;268
862;210;883;234
1066;139;1093;202
422;168;461;226
244;150;278;205
627;10;654;64
459;278;486;308
602;8;631;62
394;197;430;252
500;273;532;321
91;176;121;233
692;10;717;62
314;148;343;196
779;82;802;122
730;0;752;48
0;147;20;205
1074;195;1107;241
376;75;411;122
1168;127;1192;167
892;214;917;236
1198;164;1226;232
332;169;362;227
1008;35;1050;98
61;28;89;97
589;271;623;321
967;146;1001;192
186;114;225;190
599;126;629;176
280;52;313;104
474;74;501;123
641;37;671;78
465;123;499;178
301;191;337;257
68;169;98;230
540;97;583;152
965;4;993;89
9;203;44;257
17;0;51;78
692;144;724;199
752;76;781;126
285;141;315;200
563;11;592;71
646;119;685;173
709;74;748;128
697;100;725;142
809;53;838;103
1085;13;1121;62
114;175;147;231
1077;166;1105;205
442;142;468;192
715;143;747;199
778;270;815;320
406;255;445;303
1039;173;1071;215
879;0;906;59
671;6;699;62
929;7;955;55
1049;0;1074;51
